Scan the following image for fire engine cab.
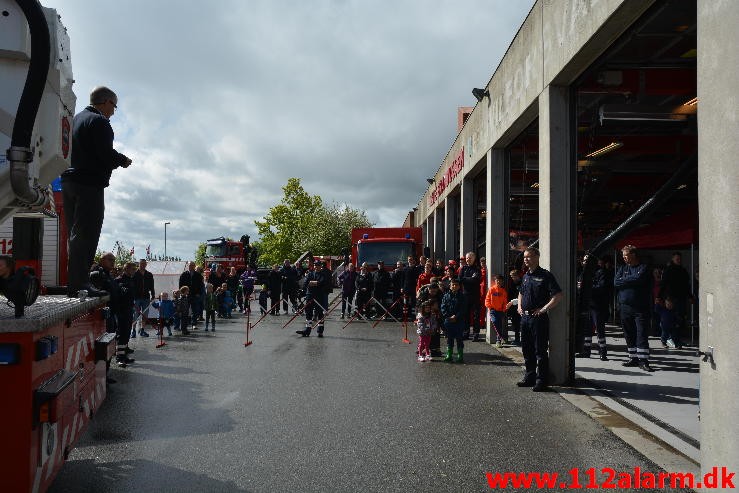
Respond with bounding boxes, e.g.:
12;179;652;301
1;2;113;492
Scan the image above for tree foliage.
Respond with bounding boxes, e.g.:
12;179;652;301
255;178;373;265
194;242;207;267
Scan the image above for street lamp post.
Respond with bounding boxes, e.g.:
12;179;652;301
164;222;171;259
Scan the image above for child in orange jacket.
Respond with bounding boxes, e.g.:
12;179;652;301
484;275;510;346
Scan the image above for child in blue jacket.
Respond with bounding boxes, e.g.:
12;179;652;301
152;292;175;336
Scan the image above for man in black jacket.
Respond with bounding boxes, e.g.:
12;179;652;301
131;259;155;338
297;260;331;337
280;259;299;314
459;252;482;341
372;260;391;316
615;245;652;372
63;86;132;298
401;257;421;314
178;262;204;328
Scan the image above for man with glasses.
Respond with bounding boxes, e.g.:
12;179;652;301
62;86;133;297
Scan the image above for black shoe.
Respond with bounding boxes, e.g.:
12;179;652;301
118;356;135;364
124;347;134;354
574;352;590;358
622;359;640;367
638;361;653;372
317;333;323;338
516;379;535;387
599;354;608;361
115;359;127;368
472;334;480;342
106;377;117;384
532;382;548;392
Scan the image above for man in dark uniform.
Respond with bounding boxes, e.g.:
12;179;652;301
296;260;331;337
659;252;693;336
615;245;652;372
114;262;137;367
576;255;612;360
63;87;132;297
517;247;563;392
401;256;421;315
131;259;155;338
267;264;282;315
280;259;299;314
391;261;405;316
178;261;204;328
354;263;374;317
459;251;482;341
372;260;391;316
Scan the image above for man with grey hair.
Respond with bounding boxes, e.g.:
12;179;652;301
62;86;133;297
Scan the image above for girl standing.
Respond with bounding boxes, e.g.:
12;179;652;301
416;301;438;362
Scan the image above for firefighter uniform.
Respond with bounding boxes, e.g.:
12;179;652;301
519;266;561;387
297;261;331;337
614;262;651;367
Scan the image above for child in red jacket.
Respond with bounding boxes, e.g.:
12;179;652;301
484;275;510;347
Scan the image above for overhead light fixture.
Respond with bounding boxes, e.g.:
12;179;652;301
585;141;623;158
472;88;490;102
599;104;688;123
683;97;698;106
530;182;540;189
426;178;434;184
676;184;687;190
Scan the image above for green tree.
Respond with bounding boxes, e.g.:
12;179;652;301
255;178;324;265
194;242;207;267
94;241;135;268
255;178;373;265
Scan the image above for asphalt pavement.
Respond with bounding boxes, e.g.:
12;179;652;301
49;306;692;493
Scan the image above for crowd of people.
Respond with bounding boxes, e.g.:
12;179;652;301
88;243;694;391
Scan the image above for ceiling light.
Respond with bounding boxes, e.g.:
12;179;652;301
683;97;698;106
585;142;623;158
530;182;540;189
599;104;689;123
676;184;687;190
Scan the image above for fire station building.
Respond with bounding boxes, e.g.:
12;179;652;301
406;0;737;480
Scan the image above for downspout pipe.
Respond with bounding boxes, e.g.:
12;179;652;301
6;0;52;207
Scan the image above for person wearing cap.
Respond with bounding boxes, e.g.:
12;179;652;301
296;259;331;337
441;277;467;362
517;247;563;391
372;260;391;316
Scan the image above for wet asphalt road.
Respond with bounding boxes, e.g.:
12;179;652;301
49;306;687;493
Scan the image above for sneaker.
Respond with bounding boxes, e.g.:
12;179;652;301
661;341;669;348
666;338;676;348
638;361;654;372
495;341;503;348
516;379;535;387
167;331;173;336
532;382;548;392
139;330;149;337
340;313;345;319
417;356;425;362
204;328;209;332
116;360;127;368
130;330;136;339
424;354;432;362
599;354;609;361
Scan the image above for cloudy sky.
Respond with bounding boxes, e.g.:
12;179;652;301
56;0;532;260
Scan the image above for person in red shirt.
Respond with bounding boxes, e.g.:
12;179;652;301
416;262;434;294
485;274;511;346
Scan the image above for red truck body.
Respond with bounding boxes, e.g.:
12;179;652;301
351;227;423;271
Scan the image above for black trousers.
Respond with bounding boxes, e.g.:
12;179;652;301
520;314;549;384
62;180;105;292
282;288;297;312
620;305;650;361
467;295;481;335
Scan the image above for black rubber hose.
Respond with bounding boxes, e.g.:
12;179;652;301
10;0;51;149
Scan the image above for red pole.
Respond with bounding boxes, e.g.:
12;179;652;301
244;294;253;347
401;295;410;344
155;317;166;348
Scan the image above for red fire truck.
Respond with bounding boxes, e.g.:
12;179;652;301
351;227;424;271
0;2;113;492
203;235;255;275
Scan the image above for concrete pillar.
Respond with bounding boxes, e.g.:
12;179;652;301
424;216;433;258
460;177;474;257
443;196;457;263
486;149;508;343
698;0;739;482
538;85;575;385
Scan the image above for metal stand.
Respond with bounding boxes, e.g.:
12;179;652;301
401;295;410;344
244;295;253;347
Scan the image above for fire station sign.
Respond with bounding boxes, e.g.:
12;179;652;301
428;146;464;206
